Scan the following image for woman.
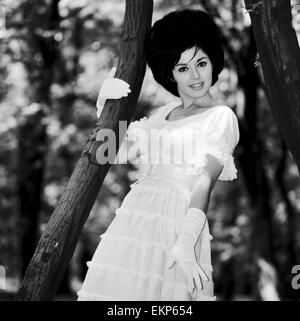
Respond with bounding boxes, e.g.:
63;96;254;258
77;9;239;301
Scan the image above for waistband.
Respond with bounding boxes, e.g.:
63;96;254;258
130;172;192;197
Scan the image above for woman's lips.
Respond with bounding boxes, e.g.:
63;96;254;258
189;82;204;89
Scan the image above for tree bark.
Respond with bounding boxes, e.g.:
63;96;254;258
244;0;300;173
15;0;153;301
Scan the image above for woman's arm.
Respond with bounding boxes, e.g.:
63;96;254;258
188;155;224;212
166;155;224;293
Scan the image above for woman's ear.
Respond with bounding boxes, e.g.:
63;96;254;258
168;73;176;83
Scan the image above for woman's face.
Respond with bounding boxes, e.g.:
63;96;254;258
172;46;213;100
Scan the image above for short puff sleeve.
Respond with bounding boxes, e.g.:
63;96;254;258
126;116;151;157
190;107;240;181
113;116;150;164
125;107;166;160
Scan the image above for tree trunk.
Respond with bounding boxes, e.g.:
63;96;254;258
244;0;300;173
15;0;153;301
17;0;61;277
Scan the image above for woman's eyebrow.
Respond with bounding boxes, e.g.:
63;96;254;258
175;57;207;67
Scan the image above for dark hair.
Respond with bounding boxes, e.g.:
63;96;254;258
145;9;224;97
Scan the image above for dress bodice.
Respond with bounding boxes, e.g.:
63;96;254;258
120;102;240;191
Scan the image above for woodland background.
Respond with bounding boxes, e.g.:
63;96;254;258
0;0;300;301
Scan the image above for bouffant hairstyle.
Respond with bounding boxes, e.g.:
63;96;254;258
145;9;224;97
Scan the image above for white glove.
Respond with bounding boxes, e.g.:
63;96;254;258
166;207;209;294
96;66;131;118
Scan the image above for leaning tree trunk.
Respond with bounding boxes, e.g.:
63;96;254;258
244;0;300;173
15;0;153;301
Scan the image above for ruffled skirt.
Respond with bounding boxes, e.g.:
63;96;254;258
77;176;215;301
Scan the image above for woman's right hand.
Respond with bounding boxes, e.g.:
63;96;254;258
96;67;131;118
166;246;209;294
165;207;209;294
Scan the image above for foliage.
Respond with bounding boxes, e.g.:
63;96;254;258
0;0;300;300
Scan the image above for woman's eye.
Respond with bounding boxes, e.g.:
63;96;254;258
198;61;207;67
178;67;188;72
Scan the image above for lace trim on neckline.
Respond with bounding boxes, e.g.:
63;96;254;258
164;102;222;123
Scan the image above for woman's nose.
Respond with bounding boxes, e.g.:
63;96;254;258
191;68;200;80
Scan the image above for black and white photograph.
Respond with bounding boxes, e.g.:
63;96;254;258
0;0;300;309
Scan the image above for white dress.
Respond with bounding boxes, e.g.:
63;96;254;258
77;102;240;301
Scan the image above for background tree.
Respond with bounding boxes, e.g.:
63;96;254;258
242;0;300;299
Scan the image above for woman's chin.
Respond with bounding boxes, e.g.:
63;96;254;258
187;89;210;99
